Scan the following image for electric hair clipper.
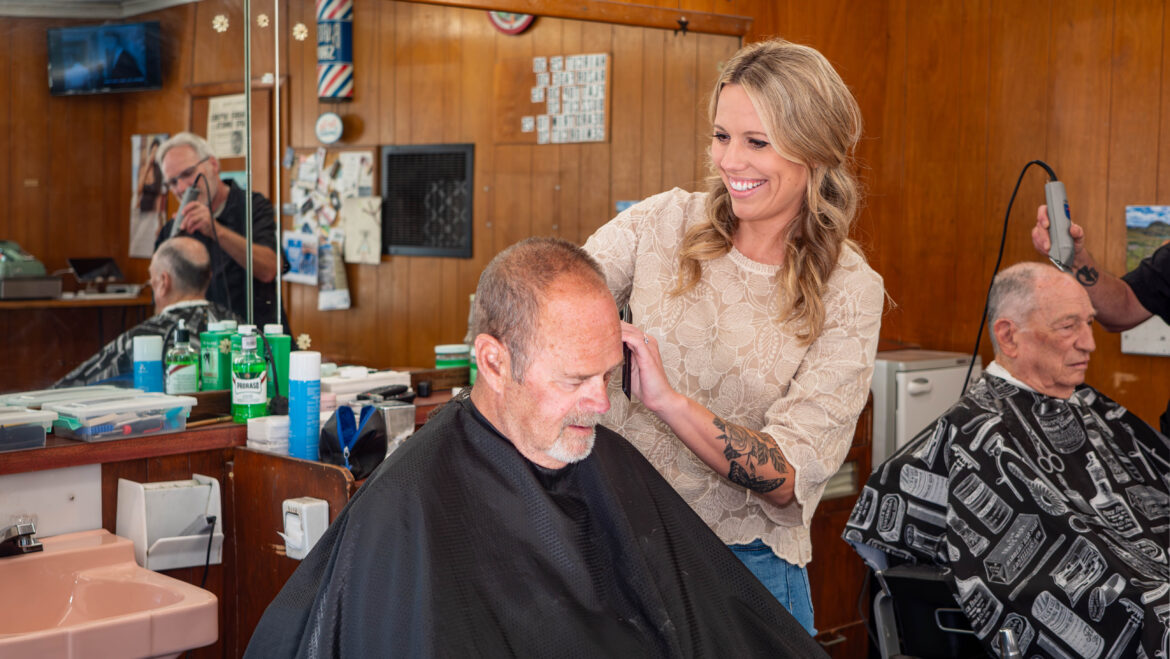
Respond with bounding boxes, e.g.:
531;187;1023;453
619;305;632;400
1044;180;1074;272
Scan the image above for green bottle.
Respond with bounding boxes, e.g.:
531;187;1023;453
232;334;268;423
165;321;200;394
199;321;232;391
263;324;291;398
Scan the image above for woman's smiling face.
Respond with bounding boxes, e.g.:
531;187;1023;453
711;83;809;234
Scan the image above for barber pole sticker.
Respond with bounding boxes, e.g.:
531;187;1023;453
317;0;354;100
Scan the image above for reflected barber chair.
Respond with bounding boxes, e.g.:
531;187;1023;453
872;564;985;659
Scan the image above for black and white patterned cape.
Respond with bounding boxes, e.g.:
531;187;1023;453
844;371;1170;658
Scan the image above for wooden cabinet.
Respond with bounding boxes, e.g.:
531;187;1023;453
808;400;873;656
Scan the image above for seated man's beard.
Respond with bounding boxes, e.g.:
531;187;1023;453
547;412;604;464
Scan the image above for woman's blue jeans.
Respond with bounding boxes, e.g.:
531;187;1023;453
728;539;817;636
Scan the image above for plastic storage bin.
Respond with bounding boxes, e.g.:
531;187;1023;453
0;408;57;452
0;386;143;410
46;394;197;442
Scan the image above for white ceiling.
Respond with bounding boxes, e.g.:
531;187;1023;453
0;0;198;19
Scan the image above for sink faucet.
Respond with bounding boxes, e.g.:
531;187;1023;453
0;522;43;556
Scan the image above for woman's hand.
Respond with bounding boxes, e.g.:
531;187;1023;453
621;322;684;416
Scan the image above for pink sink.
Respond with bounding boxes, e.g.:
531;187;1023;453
0;529;217;658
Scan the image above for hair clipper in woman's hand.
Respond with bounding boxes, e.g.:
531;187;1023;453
620;305;632;399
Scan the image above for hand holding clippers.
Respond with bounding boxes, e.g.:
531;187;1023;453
619;305;632;399
168;184;201;239
1044;179;1074;272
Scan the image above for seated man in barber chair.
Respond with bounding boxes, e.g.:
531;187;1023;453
844;262;1169;659
56;237;239;387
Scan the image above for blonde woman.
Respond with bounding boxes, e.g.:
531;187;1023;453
583;38;884;635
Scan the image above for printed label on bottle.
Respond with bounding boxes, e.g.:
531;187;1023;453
233;371;268;405
1032;590;1104;659
955;472;1013;533
899;464;949;505
956;575;1004;638
877;493;906;542
166;363;199;394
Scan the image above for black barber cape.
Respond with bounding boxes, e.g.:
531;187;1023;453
845;373;1170;659
246;394;823;658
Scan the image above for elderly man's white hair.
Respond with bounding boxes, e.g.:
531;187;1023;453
987;261;1063;352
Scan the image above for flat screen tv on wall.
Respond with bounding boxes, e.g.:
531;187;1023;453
47;21;162;96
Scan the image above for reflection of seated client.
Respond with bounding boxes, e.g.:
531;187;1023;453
55;238;239;387
245;238;825;658
844;262;1170;658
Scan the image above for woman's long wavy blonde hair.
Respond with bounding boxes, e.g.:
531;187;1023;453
674;39;863;345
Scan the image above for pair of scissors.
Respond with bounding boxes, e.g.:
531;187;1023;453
1004;397;1065;474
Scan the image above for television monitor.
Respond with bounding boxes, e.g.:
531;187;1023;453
47;21;162;96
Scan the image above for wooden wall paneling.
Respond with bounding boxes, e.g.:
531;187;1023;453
901;1;968;352
971;1;1049;359
415;0;751;37
1101;0;1166;420
863;0;907;339
0;19;10;243
375;0;399;146
288;0;313;147
456;7;498;348
660;31;700;195
192;0;249;85
575;21;615;241
1162;3;1170;204
555;20;584;244
438;7;467;349
232;448;355;656
406;2;463;361
379;0;416;366
639;28;666;199
610;24;645;212
492;15;536;254
529;19;565;241
250;0;278;82
949;0;992;350
11;20;50;266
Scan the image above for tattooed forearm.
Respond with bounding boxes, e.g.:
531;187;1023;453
1075;265;1098;287
713;416;788;493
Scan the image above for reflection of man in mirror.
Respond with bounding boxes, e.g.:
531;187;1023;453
230;130;244;157
154;132;286;331
102;30;142;82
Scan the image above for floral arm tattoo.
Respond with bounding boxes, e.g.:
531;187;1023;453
712;416;788;493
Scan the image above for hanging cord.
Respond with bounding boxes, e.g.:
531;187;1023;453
962;160;1059;392
200;514;218;588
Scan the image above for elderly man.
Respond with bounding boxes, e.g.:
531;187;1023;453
1033;205;1170;434
245;238;825;658
154;132;284;330
845;262;1169;658
56;237;238;387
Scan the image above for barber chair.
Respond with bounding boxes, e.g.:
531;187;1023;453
871;564;985;659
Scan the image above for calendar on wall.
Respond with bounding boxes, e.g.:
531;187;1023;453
494;53;611;145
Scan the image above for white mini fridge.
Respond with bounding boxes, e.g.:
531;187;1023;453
870;349;981;470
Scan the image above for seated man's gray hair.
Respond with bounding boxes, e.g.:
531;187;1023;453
156;237;212;295
471;237;608;381
987;261;1051;351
